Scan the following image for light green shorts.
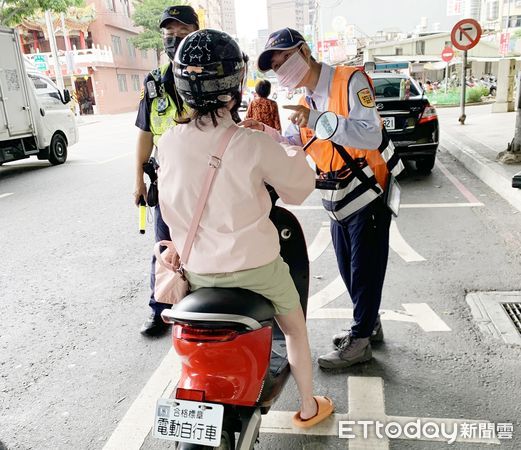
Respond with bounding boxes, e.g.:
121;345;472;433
185;255;300;315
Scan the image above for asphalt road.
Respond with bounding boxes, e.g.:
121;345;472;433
1;110;520;450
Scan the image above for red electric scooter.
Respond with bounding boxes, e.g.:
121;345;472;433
154;113;339;449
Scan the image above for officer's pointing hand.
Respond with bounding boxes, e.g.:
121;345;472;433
283;105;310;128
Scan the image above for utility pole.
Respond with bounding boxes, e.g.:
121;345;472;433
60;12;75;75
44;10;65;92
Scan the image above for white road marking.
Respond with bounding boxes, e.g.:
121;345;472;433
389;221;426;262
260;377;500;446
307;224;331;262
98;152;134;164
70;152;134;166
0;193;13;199
285;203;484;211
436;159;481;204
102;348;182;450
401;202;484;208
307;303;451;332
307;275;347;312
260;410;348;436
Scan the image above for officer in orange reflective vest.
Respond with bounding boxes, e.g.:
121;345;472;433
242;28;404;370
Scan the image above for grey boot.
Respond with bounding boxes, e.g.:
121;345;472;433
318;336;372;369
332;315;384;348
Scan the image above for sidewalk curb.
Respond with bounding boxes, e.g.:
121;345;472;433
441;133;521;213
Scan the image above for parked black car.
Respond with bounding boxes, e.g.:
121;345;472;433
372;73;439;173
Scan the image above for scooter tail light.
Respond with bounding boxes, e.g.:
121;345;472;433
173;324;239;342
175;388;205;402
418;104;438;124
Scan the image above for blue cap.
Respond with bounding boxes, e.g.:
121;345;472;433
257;28;306;72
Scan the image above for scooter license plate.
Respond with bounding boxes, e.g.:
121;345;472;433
154;398;224;446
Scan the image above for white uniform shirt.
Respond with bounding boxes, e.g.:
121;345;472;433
157;111;315;274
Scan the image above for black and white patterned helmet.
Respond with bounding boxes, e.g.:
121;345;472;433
174;29;247;109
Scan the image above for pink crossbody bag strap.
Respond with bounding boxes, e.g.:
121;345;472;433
180;125;238;265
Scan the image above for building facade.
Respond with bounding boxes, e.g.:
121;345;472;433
266;0;309;33
19;0;157;115
220;0;237;36
85;0;156;114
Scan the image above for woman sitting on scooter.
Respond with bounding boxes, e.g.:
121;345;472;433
156;29;334;428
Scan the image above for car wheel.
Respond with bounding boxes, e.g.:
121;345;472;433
416;156;436;173
48;134;67;165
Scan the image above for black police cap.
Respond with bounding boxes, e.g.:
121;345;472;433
160;5;199;29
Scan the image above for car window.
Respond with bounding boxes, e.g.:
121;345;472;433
28;74;61;102
373;78;420;98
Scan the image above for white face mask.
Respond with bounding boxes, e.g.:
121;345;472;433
275;49;309;89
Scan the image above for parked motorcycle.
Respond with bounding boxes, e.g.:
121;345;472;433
153;112;339;449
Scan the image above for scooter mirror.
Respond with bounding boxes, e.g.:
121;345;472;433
314;111;339;141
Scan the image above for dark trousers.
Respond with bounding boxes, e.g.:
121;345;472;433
330;200;391;339
149;205;172;317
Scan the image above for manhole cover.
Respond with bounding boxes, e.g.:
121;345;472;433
466;292;521;345
502;303;521;335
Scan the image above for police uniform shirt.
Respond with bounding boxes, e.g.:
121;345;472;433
284;63;382;150
134;62;178;132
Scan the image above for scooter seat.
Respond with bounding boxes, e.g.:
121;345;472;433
174;287;276;323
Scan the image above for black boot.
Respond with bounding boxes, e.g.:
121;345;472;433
140;313;170;337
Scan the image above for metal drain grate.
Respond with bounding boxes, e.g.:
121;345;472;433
466;292;521;345
502;303;521;335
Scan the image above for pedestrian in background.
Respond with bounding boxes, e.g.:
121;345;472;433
246;79;281;132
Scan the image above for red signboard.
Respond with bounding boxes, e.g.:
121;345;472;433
451;18;482;51
441;47;455;62
317;39;338;52
500;32;510;56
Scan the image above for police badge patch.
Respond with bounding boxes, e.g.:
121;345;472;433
357;88;375;108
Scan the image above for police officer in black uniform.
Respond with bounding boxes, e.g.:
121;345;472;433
134;5;199;336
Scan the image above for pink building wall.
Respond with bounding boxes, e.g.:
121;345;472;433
87;0;158;114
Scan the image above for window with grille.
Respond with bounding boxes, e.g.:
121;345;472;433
111;35;122;55
117;74;128;92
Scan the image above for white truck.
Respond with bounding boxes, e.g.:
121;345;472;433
0;26;78;166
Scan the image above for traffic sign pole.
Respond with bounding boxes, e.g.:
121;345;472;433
459;50;468;125
451;18;482;125
445;61;449;94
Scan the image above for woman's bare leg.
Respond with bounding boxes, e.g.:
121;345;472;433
275;306;317;419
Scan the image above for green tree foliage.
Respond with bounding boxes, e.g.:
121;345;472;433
131;0;187;62
0;0;84;27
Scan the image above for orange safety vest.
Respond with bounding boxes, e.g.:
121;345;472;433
300;66;389;188
299;66;403;221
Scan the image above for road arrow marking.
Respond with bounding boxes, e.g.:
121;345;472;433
389;221;426;262
0;193;14;199
307;223;331;262
307;303;451;332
